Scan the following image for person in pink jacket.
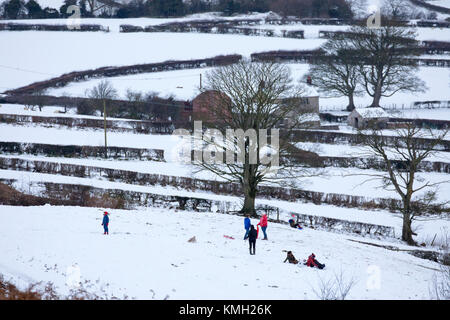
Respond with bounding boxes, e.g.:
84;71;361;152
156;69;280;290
257;214;268;240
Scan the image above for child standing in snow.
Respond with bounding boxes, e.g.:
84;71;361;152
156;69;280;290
257;214;268;240
248;225;257;255
244;215;251;240
102;211;109;235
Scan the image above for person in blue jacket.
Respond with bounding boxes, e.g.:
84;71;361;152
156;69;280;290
102;211;109;235
243;215;251;240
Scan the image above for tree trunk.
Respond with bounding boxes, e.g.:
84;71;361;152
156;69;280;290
241;176;257;217
370;82;383;108
402;201;416;245
242;192;256;217
346;94;355;111
103;100;107;159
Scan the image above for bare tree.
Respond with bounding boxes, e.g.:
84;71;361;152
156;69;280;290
429;258;450;300
312;270;357;300
32;88;48;112
348;25;426;108
345;0;368;18
357;122;449;245
381;0;416;20
307;33;363;111
183;60;320;216
86;80;118;158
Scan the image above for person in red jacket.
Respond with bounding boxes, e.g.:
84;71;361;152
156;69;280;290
305;253;325;269
257;214;268;240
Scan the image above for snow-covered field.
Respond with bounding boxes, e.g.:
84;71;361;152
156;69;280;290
319;67;450;110
0;12;449;300
390;108;450;120
2;149;449;203
2;160;450;243
0;123;181;156
44;64;450;111
0;204;444;299
428;0;450;9
295;141;450;163
0;31;324;91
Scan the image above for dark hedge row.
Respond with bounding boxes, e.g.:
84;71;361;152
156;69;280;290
121;22;304;39
0;23;107;32
289;129;450;151
4;54;242;96
1;155;446;216
409;0;450;14
0;178;396;239
0;113;176;134
0;142;164;161
0;94;188;122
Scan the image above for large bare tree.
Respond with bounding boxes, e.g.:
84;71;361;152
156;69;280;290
182;60;320;216
349;24;426;108
357;122;448;245
307;33;363;111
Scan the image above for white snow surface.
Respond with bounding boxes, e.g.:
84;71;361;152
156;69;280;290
0;31;324;91
428;0;450;9
0;204;444;299
42;64;450;111
352;107;389;118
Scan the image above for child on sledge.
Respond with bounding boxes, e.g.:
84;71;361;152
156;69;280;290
102;211;109;235
305;253;325;269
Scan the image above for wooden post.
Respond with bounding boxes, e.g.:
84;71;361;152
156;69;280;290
103;100;107;159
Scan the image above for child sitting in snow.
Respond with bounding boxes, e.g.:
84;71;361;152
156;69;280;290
305;253;325;269
283;251;299;264
288;219;302;230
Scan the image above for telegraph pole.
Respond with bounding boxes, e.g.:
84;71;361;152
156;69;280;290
103;99;107;159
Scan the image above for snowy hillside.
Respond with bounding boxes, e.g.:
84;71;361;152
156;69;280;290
0;205;443;300
0;9;449;302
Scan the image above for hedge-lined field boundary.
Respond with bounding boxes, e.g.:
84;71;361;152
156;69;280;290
1;155;447;216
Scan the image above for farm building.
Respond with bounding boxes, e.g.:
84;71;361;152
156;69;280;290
183;87;320;127
347;107;389;129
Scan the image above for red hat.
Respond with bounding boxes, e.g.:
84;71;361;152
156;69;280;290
104;211;108;215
